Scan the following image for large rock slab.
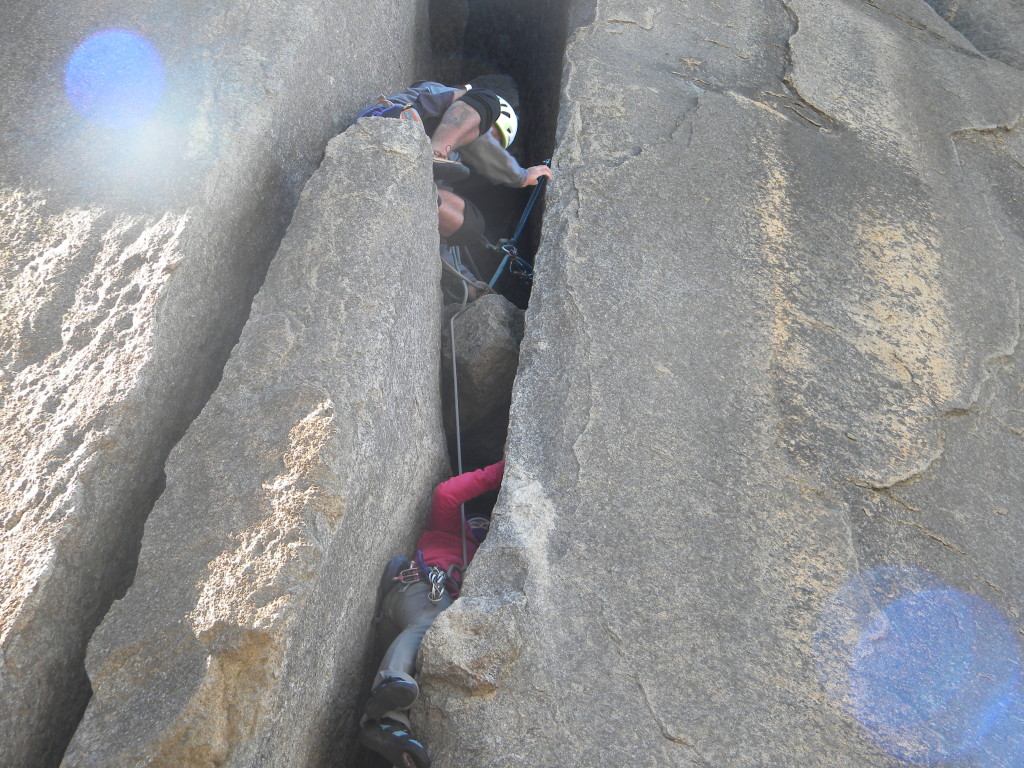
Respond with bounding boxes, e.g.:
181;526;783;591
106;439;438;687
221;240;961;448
63;118;446;767
419;0;1024;766
0;3;427;765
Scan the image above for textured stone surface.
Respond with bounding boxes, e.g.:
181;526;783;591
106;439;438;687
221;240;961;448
443;295;524;465
6;0;1024;765
420;0;1024;766
925;0;1024;69
0;4;427;765
63;119;446;768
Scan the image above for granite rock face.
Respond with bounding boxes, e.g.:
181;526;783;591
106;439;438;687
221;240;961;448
5;0;1024;765
62;119;446;768
419;1;1024;766
0;3;427;765
925;0;1024;70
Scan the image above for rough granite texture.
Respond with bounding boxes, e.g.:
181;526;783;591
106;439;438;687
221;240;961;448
62;119;447;768
4;0;1024;765
0;3;427;766
419;0;1024;766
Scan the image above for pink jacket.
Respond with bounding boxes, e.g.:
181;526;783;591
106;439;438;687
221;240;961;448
417;461;505;573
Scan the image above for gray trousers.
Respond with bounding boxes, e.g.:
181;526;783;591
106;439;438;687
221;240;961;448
370;578;453;725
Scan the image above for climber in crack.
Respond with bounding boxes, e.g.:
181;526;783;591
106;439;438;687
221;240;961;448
357;81;553;300
359;460;505;768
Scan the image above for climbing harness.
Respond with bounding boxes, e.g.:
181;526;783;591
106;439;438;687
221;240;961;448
438;161;550;293
394;557;463;604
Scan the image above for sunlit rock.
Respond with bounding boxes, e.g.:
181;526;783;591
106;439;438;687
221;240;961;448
62;119;446;767
0;3;428;765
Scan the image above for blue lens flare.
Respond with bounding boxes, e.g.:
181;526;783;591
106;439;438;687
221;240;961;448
815;567;1022;765
65;30;165;129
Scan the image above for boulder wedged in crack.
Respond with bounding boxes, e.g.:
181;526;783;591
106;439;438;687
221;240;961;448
61;119;447;768
418;0;1024;766
442;294;525;467
0;3;428;765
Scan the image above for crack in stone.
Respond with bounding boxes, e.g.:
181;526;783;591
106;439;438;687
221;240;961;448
606;7;662;30
778;75;840;128
860;0;987;57
951;306;1022;421
592;597;711;765
774;0;843;129
896;518;967;554
890;352;939;410
854;446;945;490
994;415;1024;437
888;491;925;516
848;311;1020;492
588;112;698;170
623;672;713;765
671;71;834;131
951;113;1024;140
673;1;839;133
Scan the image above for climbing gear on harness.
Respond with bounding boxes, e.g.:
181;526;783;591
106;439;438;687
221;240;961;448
427;567;447;604
494;95;518;148
510;255;534;281
394;557;462;603
486;159;551;289
396;560;421;586
487;242;520;289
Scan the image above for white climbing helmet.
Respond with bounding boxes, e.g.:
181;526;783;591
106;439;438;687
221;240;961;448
494;95;518;149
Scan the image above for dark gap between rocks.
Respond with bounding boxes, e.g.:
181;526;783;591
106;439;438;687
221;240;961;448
436;0;569;311
434;0;570;474
351;3;570;767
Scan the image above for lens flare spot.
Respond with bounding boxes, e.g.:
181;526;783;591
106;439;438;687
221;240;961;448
65;29;165;129
815;567;1023;765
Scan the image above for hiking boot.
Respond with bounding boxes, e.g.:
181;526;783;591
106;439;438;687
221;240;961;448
365;677;419;719
432;156;470;182
360;718;431;768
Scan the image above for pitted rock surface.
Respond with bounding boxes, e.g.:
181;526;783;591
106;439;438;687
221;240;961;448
419;1;1024;766
62;119;446;768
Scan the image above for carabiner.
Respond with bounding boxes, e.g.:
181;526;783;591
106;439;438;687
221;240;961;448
428;568;447;604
